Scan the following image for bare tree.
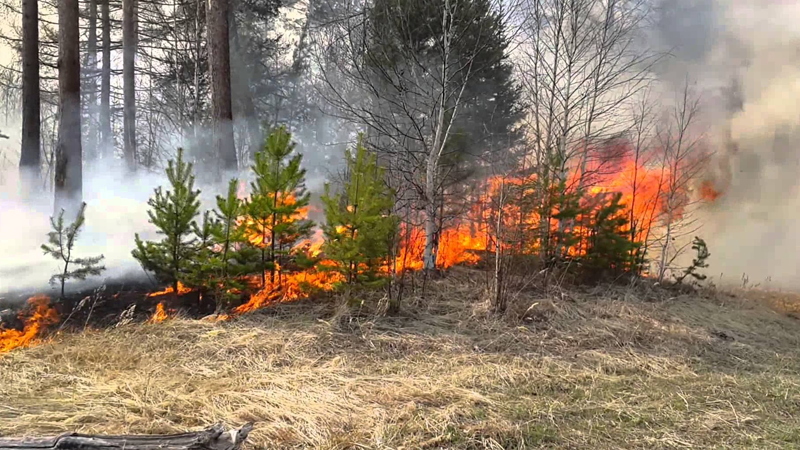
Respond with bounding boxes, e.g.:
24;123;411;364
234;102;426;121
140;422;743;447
208;0;237;174
123;0;138;170
654;80;708;282
84;0;99;162
100;0;112;158
55;0;83;213
19;0;40;193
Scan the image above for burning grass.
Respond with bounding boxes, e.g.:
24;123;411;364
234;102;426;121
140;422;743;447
2;275;800;448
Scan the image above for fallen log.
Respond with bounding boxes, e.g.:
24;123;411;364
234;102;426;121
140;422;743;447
0;423;254;450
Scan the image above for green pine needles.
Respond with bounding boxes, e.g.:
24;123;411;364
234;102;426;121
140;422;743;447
42;202;106;299
132;148;201;295
321;134;396;286
245;125;314;288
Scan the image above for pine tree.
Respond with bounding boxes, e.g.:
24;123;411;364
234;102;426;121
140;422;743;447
245;126;313;287
581;192;640;280
321;134;396;285
675;237;710;285
42;202;106;299
132;148;202;294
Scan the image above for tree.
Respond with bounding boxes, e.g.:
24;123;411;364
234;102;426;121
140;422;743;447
123;0;138;170
42;202;106;299
315;0;522;272
208;0;237;173
100;0;112;157
55;0;84;214
245;126;313;287
675;236;710;285
19;0;40;192
580;192;640;281
84;0;99;162
132;148;202;294
321;134;396;286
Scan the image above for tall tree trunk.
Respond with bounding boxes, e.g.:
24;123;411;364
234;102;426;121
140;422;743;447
85;0;98;162
229;13;260;162
208;0;237;174
55;0;83;214
100;0;111;157
122;0;137;170
19;0;40;193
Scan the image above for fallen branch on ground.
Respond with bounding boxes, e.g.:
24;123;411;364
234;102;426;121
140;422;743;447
0;423;254;450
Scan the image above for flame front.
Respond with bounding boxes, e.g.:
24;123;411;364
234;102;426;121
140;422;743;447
147;281;192;298
0;296;59;355
149;302;170;323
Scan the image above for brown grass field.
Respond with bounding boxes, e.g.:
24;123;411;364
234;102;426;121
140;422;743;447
2;270;800;449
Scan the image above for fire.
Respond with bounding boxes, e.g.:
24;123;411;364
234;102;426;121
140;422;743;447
242;194;309;248
700;179;722;202
0;296;59;355
149;302;170;323
147;281;192;298
233;262;344;314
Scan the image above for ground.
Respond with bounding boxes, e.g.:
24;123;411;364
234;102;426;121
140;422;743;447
2;270;800;449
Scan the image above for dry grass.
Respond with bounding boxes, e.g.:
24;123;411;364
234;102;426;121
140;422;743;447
3;271;800;449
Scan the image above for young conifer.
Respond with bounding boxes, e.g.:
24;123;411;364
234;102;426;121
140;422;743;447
132;148;201;294
42;202;106;298
321;134;396;285
245;126;313;287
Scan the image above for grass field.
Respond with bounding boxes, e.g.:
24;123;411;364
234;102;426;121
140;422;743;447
2;271;800;449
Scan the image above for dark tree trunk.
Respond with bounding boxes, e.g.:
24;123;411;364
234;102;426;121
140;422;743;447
229;13;260;162
85;0;98;162
123;0;138;171
208;0;237;174
0;424;254;450
100;0;111;157
19;0;40;192
55;0;83;215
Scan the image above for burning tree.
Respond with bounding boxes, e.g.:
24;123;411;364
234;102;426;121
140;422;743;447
41;202;106;299
244;126;314;288
321;134;397;286
132;148;202;295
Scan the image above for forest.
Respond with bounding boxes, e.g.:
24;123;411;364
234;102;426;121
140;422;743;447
2;0;800;448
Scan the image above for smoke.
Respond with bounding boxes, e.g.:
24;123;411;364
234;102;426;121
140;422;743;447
651;0;800;288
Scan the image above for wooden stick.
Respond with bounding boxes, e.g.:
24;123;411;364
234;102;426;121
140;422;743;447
0;423;254;450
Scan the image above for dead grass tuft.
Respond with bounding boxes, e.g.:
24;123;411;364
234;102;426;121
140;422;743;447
3;271;800;449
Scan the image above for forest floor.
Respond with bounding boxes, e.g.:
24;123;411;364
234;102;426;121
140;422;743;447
2;269;800;449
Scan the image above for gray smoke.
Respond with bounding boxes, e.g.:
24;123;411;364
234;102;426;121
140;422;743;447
651;0;800;288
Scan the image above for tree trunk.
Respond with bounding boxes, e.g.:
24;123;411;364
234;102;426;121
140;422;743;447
123;0;138;170
100;0;111;158
85;0;98;162
19;0;40;193
0;423;254;450
54;0;83;215
229;14;260;162
208;0;237;174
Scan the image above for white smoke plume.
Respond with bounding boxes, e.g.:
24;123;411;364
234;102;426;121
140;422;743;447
650;0;800;288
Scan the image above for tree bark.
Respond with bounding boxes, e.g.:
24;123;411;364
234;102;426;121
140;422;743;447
100;0;111;158
208;0;237;174
0;423;254;450
123;0;138;171
19;0;40;192
229;12;260;162
54;0;83;215
85;0;98;162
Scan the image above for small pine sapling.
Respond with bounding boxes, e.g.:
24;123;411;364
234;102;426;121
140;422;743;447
42;202;106;299
581;192;640;280
675;236;710;285
321;134;396;286
245;126;314;287
132;148;201;294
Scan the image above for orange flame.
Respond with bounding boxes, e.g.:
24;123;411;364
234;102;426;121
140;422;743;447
0;296;59;355
232;262;345;314
699;179;722;202
149;302;170;323
147;281;192;298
